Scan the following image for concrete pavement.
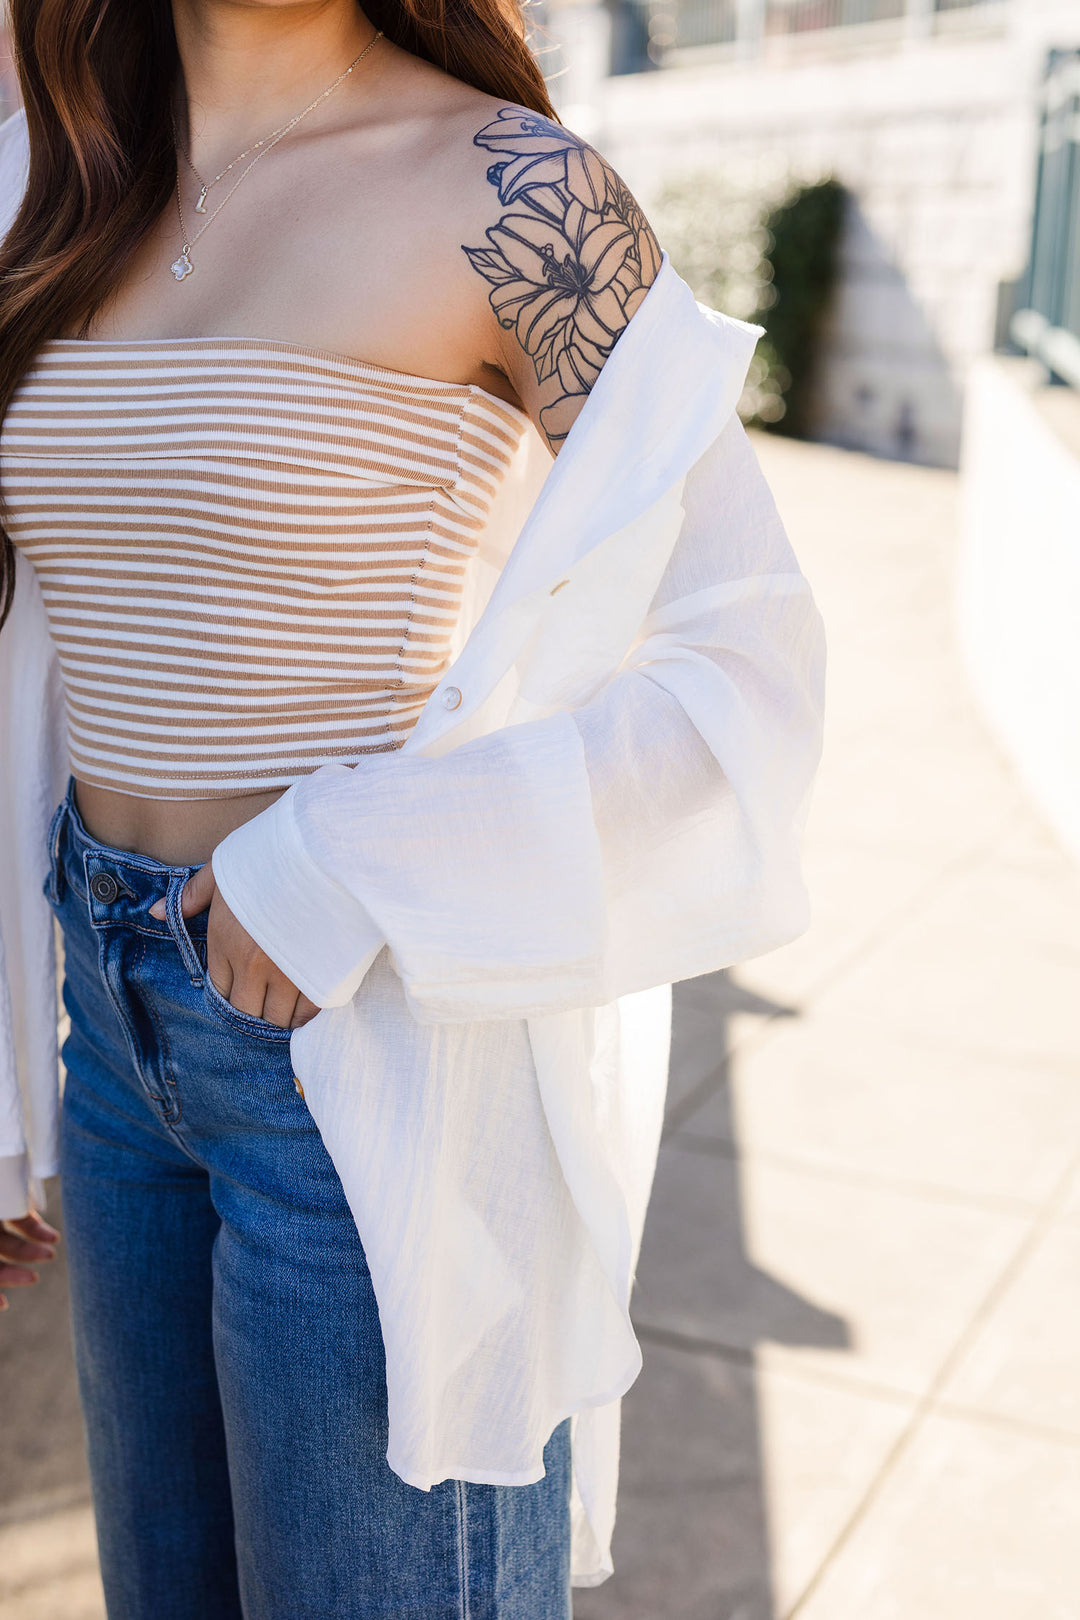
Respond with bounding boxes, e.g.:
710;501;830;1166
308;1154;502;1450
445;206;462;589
3;431;1080;1617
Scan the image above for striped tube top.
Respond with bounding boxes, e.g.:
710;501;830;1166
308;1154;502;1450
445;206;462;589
0;337;528;799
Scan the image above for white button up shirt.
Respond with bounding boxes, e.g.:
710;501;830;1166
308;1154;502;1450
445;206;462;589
0;104;826;1586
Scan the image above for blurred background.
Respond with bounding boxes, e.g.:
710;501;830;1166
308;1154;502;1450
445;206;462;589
2;2;1080;1615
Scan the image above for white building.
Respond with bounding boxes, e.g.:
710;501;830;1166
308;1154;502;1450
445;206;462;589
545;0;1080;468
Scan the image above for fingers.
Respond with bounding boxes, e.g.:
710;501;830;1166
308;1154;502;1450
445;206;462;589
1;1225;58;1262
207;953;234;1008
261;980;300;1031
0;1215;59;1302
215;966;318;1031
158;880;321;1033
291;994;321;1030
148;860;215;922
205;892;294;1027
223;969;271;1022
11;1211;61;1245
1;1260;43;1289
179;862;216;918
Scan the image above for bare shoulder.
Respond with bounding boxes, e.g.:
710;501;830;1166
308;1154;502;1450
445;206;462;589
432;98;660;448
350;55;662;446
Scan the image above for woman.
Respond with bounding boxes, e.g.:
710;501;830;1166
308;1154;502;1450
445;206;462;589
0;0;825;1614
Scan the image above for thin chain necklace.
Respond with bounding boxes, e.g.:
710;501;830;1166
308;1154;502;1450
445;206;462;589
177;115;291;217
168;29;383;282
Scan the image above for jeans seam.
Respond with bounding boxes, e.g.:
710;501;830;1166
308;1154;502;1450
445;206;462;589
88;920;174;942
97;934;166;1108
131;937;170;1108
141;960;180;1110
202;977;294;1043
456;1477;470;1620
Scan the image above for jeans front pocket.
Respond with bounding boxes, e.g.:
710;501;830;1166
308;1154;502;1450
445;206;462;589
201;971;295;1043
164;869;295;1044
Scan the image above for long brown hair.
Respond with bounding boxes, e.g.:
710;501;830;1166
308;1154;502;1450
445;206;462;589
0;0;556;630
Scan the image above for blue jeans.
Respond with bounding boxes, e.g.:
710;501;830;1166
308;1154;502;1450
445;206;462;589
46;778;571;1620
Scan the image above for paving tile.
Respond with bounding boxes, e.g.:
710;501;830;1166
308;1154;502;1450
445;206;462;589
939;1221;1080;1441
0;1503;103;1619
805;727;1023;863
573;1344;773;1620
739;750;1023;1012
753;443;960;748
757;1366;913;1616
633;1144;1029;1397
795;1412;1080;1620
675;1011;1080;1207
666;970;802;1119
1057;1166;1080;1226
753;439;958;618
806;832;1080;1072
732;841;941;1006
0;1571;106;1620
992;808;1080;875
573;1341;913;1620
815;589;1006;757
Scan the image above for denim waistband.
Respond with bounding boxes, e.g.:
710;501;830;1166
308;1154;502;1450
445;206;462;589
47;778;211;965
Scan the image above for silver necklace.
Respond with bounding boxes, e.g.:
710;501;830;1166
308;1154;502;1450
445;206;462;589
168;29;383;282
177;117;291;217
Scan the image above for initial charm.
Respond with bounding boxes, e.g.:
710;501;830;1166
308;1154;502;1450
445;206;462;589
170;252;194;281
195;187;208;214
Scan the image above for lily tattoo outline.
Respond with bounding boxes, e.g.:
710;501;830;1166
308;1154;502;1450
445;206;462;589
461;110;662;446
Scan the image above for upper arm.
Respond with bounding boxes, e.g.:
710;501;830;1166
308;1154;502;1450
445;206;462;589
460;108;661;452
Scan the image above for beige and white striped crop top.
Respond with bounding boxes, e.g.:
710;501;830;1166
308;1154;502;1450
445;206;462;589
0;337;527;799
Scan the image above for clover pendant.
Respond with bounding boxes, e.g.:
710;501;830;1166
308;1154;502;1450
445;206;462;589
170;252;194;281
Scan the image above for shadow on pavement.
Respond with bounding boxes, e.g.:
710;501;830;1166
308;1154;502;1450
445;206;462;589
575;971;851;1620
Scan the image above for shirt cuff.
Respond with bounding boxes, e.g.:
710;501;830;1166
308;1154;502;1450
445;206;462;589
0;1152;29;1220
211;784;385;1009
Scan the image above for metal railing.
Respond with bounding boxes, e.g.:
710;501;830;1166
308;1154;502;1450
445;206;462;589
614;0;1005;68
759;0;1008;30
763;0;905;34
1010;49;1080;388
671;0;738;50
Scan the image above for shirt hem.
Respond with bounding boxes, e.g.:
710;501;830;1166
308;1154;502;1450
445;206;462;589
383;1355;643;1494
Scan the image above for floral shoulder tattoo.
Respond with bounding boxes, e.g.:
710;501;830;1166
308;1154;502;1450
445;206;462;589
461;109;662;448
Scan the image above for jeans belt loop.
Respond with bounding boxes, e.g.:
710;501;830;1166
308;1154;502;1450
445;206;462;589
44;794;69;907
165;870;204;987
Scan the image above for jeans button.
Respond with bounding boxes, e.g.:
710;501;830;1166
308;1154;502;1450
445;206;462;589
90;872;119;903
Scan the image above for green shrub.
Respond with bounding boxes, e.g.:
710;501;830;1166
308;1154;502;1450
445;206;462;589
758;178;846;437
653;171;845;434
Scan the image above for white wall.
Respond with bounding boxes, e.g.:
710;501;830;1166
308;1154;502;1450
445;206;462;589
957;356;1080;861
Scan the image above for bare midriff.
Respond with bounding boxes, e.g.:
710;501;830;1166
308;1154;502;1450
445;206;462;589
74;780;289;868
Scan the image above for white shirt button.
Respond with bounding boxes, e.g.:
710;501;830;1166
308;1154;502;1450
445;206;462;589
442;685;462;711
